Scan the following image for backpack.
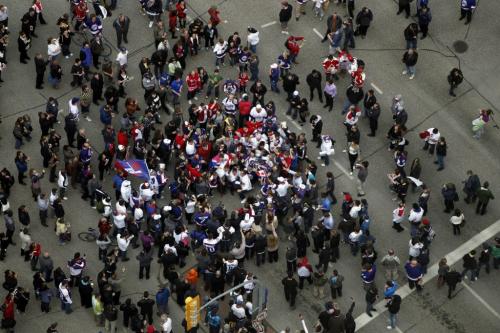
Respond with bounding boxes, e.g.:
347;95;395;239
427;226;436;242
96;199;105;213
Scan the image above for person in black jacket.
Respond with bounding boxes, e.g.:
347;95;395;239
363;89;376;117
21;8;37;38
342;85;364;114
344;298;356;333
461;250;478;281
18;31;31;64
365;285;378;317
386;294;401;329
113;14;130;49
322;13;342;42
444;269;461;298
137;291;155;324
282;72;300;101
397;0;412;18
366;103;380;137
281;271;298;308
34;53;48;89
402;48;418;80
447;68;463;97
120;298;137;329
279;1;293;34
310;115;323;146
104;304;119;332
355;7;373;38
91;73;104;105
306;69;323;103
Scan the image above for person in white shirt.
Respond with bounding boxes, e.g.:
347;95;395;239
202;232;223;254
117;233;133;261
275;177;290;198
408;203;424;233
160;314;172;333
312;0;325;19
47;37;61;61
120;180;132;203
139;183;154;202
239;214;254;232
348;227;363;255
113;211;126;233
408;238;424;259
449;208;465;235
238;170;252;203
68;97;80;119
320;211;334;231
349;200;362;219
250;104;267;122
231;300;246;319
318;135;334;167
59;280;73;313
247;27;259;53
423;127;440;155
116;47;128;68
115;199;127;215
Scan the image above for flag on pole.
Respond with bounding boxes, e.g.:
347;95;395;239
116;159;150;181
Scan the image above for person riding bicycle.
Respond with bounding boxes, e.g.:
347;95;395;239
84;14;103;36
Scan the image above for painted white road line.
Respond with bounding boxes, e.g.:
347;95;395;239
355;218;500;331
370;82;383;95
461;282;500;320
261;21;277;28
313;28;323;39
333;160;354;180
285;116;302;130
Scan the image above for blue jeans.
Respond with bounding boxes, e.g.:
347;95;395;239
215;56;225;67
15;138;23;149
436;154;444;169
406;40;417;50
250;44;257;53
270;79;280;92
406;65;415;75
61;301;72;314
321;155;330;166
389;313;397;328
342;99;352;114
462;268;477;281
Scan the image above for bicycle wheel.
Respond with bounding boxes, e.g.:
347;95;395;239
100;42;113;58
77;232;97;242
73;32;86;46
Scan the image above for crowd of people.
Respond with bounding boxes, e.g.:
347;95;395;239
0;0;498;333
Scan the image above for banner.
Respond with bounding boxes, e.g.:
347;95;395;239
116;159;150;181
185;295;201;331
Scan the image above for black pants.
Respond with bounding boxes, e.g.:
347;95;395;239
116;31;128;47
324;93;334;111
20;50;29;62
369;118;378;135
348;3;355;18
139;265;151;279
36;73;44;88
256;252;265;266
142;311;153;325
299;276;313;289
398;3;410;17
449;82;459;95
316;261;328;273
444;199;455;213
460;9;472;23
452;224;461;235
284;290;297;307
268;250;278;263
423;142;436;155
359;25;369;37
447;283;456;298
287;260;297;273
419;24;429;37
408;279;423;291
476;201;488;215
330;286;342;298
309;85;323;102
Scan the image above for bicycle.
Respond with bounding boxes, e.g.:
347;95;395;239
78;227;117;246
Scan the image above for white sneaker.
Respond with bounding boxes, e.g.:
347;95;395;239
194;96;198;101
342;149;347;153
149;21;154;28
321;163;326;166
85;116;92;122
317;157;321;160
409;74;415;80
387;326;393;330
65;55;69;59
402;70;407;75
282;31;289;35
240;198;247;204
63;197;68;200
188;100;192;105
349;172;353;176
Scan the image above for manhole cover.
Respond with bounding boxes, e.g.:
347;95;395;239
453;40;469;53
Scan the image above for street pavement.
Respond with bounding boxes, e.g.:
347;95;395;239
0;0;500;332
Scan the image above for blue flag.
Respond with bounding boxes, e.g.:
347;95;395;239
116;159;150;181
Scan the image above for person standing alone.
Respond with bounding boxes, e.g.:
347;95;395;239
34;53;49;89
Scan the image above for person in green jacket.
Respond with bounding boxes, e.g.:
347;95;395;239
492;238;500;270
476;181;494;215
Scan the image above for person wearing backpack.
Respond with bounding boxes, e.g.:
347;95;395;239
329;269;344;299
386;294;401;329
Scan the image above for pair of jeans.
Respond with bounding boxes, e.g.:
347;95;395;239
342;99;352;114
405;65;415;75
388;313;397;328
270;79;280;92
436;154;445;169
249;44;257;53
461;268;477;281
61;301;72;314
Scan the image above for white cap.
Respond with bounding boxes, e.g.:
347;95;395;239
293;90;299;96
